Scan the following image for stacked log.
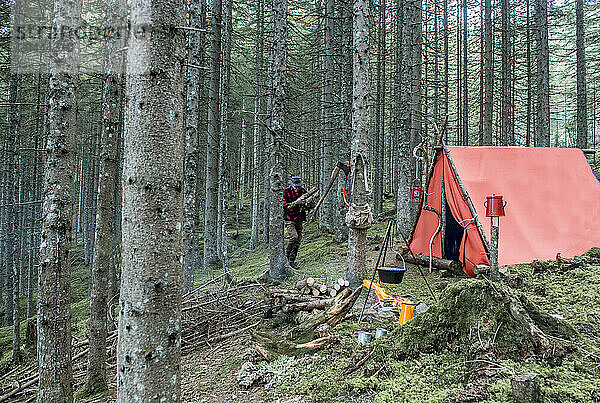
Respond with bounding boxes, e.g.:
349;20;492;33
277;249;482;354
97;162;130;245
270;277;351;314
269;289;331;313
294;277;350;298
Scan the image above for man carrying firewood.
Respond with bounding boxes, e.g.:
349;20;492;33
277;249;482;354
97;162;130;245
283;175;315;270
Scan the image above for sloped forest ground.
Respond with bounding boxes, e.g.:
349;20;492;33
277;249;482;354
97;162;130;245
2;164;600;402
179;215;600;403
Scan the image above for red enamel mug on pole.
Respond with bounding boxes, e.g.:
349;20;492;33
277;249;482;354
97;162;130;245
484;194;506;217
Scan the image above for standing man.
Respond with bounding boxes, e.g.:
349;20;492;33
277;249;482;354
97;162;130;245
284;176;309;269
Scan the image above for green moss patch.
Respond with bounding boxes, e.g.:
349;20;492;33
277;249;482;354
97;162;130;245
382;279;576;361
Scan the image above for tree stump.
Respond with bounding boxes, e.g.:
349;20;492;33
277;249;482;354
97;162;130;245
511;373;541;403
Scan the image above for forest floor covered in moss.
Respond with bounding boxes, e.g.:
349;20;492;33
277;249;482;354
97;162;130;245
181;203;600;403
1;193;600;402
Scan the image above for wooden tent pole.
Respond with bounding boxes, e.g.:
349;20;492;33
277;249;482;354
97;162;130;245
442;144;491;254
407;117;448;245
407;148;442;245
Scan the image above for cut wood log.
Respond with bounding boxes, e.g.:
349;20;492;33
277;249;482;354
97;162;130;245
310;283;327;295
0;377;37;402
344;280;349;287
307;277;315;287
337;278;345;286
296;335;340;351
295;278;309;291
311;288;321;297
396;252;461;272
274;294;328;304
282;298;333;312
270;289;300;297
328;288;337;298
290;186;318;207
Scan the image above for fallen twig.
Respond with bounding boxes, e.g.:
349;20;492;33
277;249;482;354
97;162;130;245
344;345;377;375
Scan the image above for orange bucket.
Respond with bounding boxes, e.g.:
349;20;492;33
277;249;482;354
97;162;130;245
398;300;417;325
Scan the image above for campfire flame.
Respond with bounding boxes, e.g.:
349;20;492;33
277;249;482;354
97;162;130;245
362;280;416;324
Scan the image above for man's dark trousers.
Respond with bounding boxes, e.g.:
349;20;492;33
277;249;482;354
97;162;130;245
285;220;302;263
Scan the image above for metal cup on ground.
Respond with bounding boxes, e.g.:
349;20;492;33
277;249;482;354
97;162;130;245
375;328;388;339
355;330;372;345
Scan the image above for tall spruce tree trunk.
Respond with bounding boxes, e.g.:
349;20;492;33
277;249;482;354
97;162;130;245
526;0;532;146
269;0;287;279
347;0;370;285
84;0;125;393
462;0;468;145
336;0;352;243
250;0;264;249
479;6;484;146
250;0;264;250
576;0;587;149
204;0;222;270
320;0;335;231
116;0;185;400
393;0;401;213
183;0;203;294
239;101;247;211
396;0;413;234
6;0;23;347
373;0;385;216
38;0;82;400
219;0;232;279
411;0;422;148
196;0;208;234
535;0;550;147
483;0;493;145
501;0;510;146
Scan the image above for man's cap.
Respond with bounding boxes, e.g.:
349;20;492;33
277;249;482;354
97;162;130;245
289;176;304;187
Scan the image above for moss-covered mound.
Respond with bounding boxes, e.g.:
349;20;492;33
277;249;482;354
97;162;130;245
580;247;600;264
379;279;577;361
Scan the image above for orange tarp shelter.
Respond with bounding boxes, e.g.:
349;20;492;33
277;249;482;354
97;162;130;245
410;146;600;277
